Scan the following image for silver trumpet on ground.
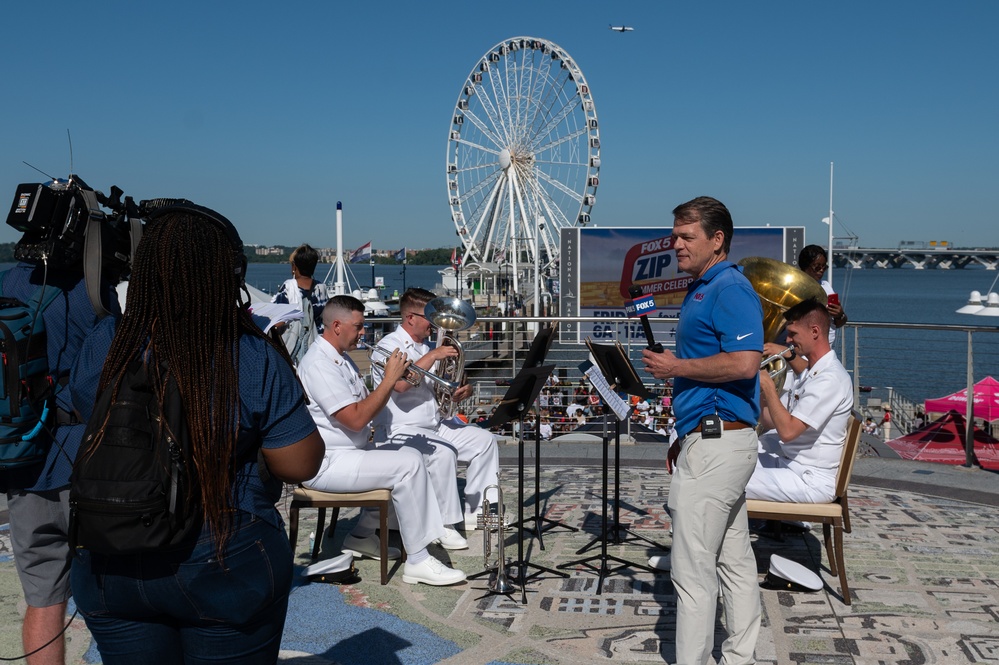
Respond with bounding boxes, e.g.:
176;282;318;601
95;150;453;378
479;473;515;594
424;296;477;420
367;346;460;392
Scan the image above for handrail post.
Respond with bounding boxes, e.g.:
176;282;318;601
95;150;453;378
964;331;976;467
852;325;861;413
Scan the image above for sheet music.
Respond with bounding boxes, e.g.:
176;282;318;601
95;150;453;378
585;364;632;421
248;302;304;333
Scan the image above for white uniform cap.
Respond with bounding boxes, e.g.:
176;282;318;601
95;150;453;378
763;554;823;592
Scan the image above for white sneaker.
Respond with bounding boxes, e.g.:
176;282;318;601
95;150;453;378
436;526;468;550
402;555;466;586
648;554;671;571
341;533;401;561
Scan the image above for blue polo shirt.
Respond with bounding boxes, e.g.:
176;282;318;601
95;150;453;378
673;261;763;439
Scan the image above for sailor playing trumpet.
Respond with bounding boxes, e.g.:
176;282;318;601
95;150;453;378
372;288;500;536
297;295;466;584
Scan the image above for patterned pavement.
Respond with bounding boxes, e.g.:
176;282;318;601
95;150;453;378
2;458;998;664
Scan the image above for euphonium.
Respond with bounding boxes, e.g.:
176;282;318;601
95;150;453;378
478;473;515;594
737;256;827;394
368;346;459;392
424;296;477;420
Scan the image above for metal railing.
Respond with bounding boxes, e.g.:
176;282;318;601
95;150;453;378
361;315;999;462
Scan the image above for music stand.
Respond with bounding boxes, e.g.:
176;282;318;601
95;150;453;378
471;363;565;603
513;323;578;548
557;339;667;592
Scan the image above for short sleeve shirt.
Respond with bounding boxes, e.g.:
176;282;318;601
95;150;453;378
673;261;764;439
298;336;371;450
371;326;439;430
780;351;854;473
70;319;316;528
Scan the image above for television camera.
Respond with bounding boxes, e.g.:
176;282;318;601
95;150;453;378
6;175;145;285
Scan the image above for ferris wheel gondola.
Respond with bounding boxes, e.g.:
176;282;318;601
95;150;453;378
446;37;600;275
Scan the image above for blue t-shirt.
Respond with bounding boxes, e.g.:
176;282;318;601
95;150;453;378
70;317;317;528
673;261;764;439
0;263;121;492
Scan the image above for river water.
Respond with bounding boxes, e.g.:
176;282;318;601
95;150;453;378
3;260;993;406
243;263;999;406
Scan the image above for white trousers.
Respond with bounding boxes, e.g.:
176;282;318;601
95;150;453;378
744;455;836;503
383;420;500;521
303;446;445;553
668;428;761;665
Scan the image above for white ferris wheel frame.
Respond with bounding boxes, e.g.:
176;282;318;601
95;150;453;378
446;36;600;278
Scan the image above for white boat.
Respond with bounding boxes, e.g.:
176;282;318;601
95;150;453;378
352;287;391;317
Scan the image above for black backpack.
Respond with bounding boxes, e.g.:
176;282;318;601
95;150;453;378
70;359;202;555
0;278;62;471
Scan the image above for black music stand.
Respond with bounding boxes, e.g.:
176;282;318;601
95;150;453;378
513;323;578;548
557;339;667;593
471;363;566;603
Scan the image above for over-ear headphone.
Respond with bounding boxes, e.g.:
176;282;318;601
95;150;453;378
142;199;246;283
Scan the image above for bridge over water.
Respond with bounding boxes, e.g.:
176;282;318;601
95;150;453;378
833;247;999;269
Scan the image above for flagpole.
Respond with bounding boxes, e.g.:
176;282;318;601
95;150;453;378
828;162;834;289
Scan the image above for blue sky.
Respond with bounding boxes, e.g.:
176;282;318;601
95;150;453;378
2;1;996;251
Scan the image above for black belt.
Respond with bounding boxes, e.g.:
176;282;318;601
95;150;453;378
687;421;752;436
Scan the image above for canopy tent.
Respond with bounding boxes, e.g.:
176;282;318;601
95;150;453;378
885;410;999;470
924;376;999;422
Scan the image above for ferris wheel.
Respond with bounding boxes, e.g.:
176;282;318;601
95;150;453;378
446;36;600;272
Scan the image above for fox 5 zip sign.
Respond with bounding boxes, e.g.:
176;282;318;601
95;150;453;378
560;226;803;343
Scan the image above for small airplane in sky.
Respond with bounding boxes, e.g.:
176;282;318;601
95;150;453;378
608;24;634;32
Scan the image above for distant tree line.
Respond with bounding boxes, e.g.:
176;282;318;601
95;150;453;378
0;243;458;265
245;246;455;265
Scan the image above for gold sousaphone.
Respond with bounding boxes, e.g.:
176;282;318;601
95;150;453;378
737;256;827;393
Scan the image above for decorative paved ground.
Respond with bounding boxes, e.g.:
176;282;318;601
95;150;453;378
2;464;999;664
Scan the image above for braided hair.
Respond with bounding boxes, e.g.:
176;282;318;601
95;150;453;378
92;210;290;557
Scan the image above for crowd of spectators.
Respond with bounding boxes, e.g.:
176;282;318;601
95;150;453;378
458;377;676;439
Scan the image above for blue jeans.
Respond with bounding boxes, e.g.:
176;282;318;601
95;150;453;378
71;514;292;664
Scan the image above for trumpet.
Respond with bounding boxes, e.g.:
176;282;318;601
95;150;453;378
368;346;460;393
479;473;515;594
761;345;795;384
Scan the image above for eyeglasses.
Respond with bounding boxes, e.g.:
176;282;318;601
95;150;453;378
407;312;427;320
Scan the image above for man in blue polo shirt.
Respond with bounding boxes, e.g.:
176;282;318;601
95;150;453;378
642;196;763;665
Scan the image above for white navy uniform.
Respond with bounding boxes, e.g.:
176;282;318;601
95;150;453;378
298;336;446;552
745;351;854;503
372;326;499;522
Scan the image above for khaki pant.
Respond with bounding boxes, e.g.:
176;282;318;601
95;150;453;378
668;428;761;665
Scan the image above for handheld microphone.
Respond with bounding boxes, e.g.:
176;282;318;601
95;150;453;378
627;285;663;353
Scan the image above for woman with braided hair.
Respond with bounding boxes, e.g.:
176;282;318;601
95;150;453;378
69;205;323;664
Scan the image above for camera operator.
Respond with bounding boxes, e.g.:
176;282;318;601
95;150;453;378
2;179;122;664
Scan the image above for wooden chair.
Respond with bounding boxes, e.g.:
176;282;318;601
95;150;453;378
287;487;401;585
747;412;863;604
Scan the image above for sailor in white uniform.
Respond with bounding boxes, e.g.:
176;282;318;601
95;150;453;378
372;288;500;531
747;298;854;503
298;295;466;586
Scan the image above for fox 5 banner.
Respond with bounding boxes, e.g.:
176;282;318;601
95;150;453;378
559;226;804;343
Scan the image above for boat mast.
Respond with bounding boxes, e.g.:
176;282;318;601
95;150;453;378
335;201;345;295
